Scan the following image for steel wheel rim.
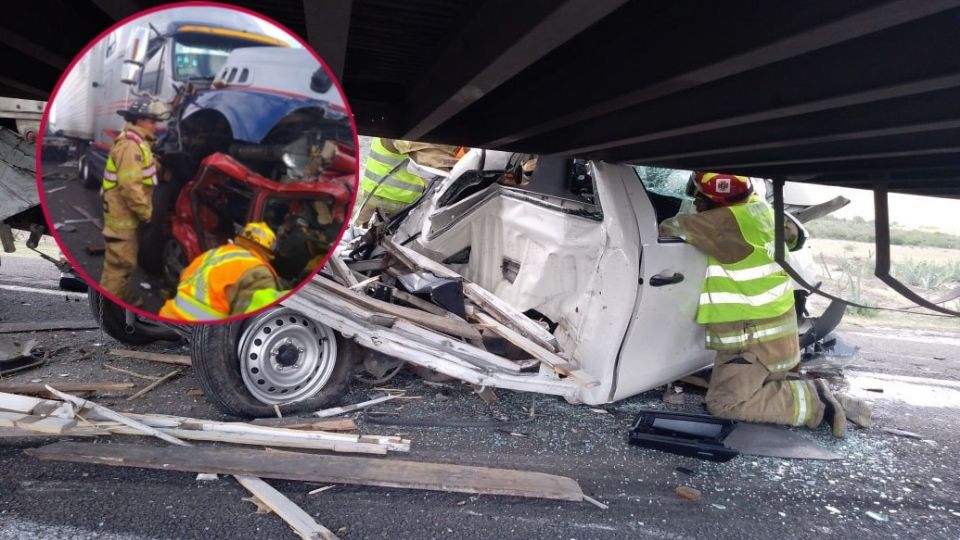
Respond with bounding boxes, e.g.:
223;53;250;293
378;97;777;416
238;308;337;405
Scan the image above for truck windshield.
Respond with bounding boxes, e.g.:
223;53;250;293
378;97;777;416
172;33;278;81
173;41;231;80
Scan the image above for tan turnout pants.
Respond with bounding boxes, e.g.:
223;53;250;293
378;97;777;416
100;234;137;302
704;310;825;428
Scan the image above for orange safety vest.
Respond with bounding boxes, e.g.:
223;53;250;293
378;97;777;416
159;244;278;321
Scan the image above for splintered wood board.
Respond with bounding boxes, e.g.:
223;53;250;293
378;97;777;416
28;442;585;502
0;392;49;413
0;383;134;395
108;349;191;366
0;321;99;334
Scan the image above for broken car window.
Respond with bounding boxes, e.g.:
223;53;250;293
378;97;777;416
635;166;695;226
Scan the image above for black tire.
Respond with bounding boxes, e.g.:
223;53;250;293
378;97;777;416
191;315;354;418
78;152;99;189
87;288;179;345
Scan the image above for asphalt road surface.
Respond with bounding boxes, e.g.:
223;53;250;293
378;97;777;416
1;250;958;539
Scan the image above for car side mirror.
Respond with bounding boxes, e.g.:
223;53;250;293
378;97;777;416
310;68;333;94
120;27;150;85
784;212;808;252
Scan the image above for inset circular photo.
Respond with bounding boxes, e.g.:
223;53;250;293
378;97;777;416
39;3;358;322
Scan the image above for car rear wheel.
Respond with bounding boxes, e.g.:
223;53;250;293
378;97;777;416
87;288;181;345
191;308;353;417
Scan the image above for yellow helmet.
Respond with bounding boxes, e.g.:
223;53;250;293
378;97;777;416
237;222;277;252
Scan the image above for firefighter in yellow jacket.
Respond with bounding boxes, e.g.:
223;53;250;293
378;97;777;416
159;222;287;321
99;96;170;303
355;138;461;225
660;172;871;438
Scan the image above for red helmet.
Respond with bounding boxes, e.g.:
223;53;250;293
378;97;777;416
689;172;753;205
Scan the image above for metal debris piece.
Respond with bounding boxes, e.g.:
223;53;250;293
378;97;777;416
723;423;841;460
865;511;888;522
313;394;399;418
582;495;608;510
880;427;923;440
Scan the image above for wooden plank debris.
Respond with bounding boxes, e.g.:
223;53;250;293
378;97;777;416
108;349;191;366
103;364;160;381
127;369;182;401
0;426;104;438
348;275;381;291
389;288;451;317
250;418;357;431
313;394;398;418
104;412;409;454
0;411;108;436
28;442;587;501
382;237;560;352
44;385;190;447
0;391;52;413
325;255;359;287
234;475;340;540
473;312;597;387
0;321;99;333
0;358;44;377
12;416;77;434
0;382;134;396
311;279;481;341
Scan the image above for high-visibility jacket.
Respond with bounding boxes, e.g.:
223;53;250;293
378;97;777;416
696;198;794;325
101;126;157;234
359;138;427;204
102;128;157;191
158;244;281;321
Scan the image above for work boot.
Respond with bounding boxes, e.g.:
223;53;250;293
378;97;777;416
836;393;873;428
814;379;846;439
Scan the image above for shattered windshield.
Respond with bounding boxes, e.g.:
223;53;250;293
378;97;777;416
634;166;693;199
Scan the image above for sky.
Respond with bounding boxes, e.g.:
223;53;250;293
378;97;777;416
828;186;960;235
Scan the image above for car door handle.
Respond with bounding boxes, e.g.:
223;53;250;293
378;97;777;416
650;272;684;286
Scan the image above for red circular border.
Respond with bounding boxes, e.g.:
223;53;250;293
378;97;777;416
36;0;360;326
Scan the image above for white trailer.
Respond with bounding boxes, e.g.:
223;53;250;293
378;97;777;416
46;6;290;187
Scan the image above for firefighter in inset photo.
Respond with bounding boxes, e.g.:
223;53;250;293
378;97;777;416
99;96;171;304
159;222;288;321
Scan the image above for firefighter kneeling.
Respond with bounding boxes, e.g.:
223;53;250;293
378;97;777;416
159;223;287;321
660;173;872;438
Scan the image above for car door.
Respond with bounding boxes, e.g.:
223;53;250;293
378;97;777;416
611;166;714;402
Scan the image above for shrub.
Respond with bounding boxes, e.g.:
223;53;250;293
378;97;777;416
806;216;960;249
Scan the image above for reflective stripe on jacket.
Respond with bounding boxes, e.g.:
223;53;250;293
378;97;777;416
696;198;794;324
359;138;427;204
159;244;278;321
102;129;158;191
